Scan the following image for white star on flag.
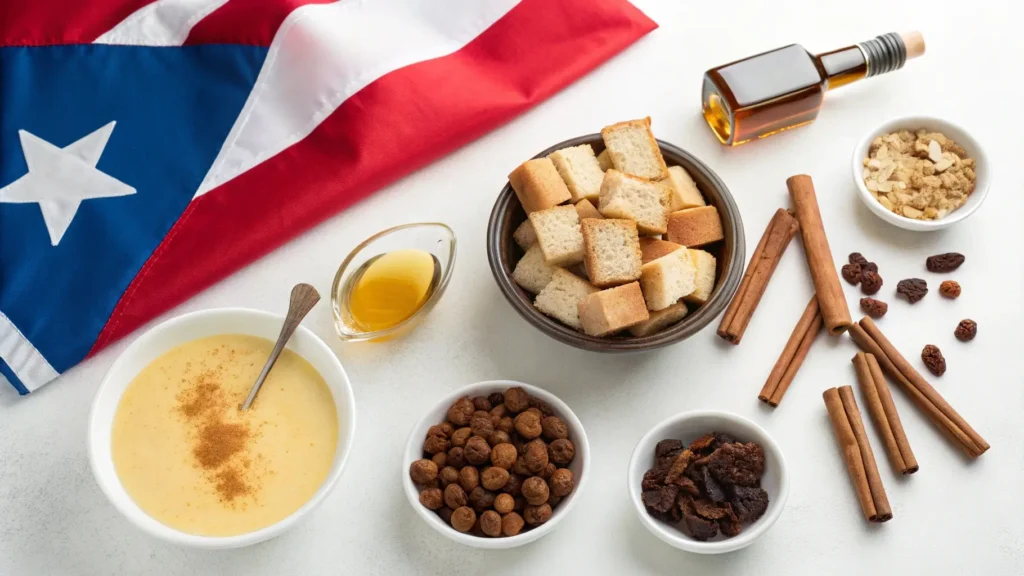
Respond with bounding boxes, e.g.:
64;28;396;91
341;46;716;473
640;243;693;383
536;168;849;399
0;122;135;246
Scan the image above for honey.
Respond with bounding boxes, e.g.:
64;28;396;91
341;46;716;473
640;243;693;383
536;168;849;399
346;249;440;332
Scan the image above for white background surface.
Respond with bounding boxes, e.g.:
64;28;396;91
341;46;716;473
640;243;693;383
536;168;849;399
2;1;1022;574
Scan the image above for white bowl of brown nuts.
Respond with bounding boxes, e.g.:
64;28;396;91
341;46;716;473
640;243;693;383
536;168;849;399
403;380;589;549
852;115;990;231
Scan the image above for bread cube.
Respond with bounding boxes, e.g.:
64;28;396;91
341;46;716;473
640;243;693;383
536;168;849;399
529;205;584;266
513;220;537;250
598;170;671;235
578;281;649;337
628;302;689;337
548;144;605;202
575;198;603;221
666;206;724;248
639;249;697;311
596;149;613;172
581;219;642;288
638;237;683;264
600;117;669;180
683;249;717;305
508;158;572;214
512;244;557;294
663;166;707;212
534;268;598;330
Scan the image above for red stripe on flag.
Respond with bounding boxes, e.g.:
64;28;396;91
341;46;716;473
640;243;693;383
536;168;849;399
89;0;656;353
185;0;333;46
0;0;156;46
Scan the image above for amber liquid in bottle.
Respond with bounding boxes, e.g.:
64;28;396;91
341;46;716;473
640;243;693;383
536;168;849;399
702;32;922;146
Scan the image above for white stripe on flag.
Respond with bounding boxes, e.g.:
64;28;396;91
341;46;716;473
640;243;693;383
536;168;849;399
93;0;229;46
0;311;59;392
194;0;522;197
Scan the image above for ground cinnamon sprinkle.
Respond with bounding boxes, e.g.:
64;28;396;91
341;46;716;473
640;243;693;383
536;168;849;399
194;421;250;468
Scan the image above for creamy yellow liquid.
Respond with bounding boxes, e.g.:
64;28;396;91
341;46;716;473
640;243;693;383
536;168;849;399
348;249;437;332
111;334;338;537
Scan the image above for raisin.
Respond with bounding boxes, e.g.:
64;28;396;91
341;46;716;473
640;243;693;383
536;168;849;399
860;298;888;318
939;280;961;298
841;263;862;285
955;319;977;342
921;344;946;376
897;278;928;303
861;270;884;295
730;486;769;523
706;442;765;486
926;252;965;273
848;252;869;266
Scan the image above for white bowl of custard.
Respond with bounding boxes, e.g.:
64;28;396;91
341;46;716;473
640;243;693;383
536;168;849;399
88;308;356;549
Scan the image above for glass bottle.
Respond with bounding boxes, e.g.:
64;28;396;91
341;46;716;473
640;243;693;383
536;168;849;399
702;32;925;146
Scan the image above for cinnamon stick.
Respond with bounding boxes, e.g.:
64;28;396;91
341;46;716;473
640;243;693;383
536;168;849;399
718;208;799;344
786;175;852;336
823;387;891;523
853;352;918;475
759;295;822;406
849;317;989;457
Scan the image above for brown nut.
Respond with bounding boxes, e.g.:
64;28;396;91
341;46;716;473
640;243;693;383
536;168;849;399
490;443;518;470
548;438;575;465
502;473;524;496
922;344;946;376
463;436;491;466
409;459;439;484
511;455;530;476
503;387;530;413
488;430;511;447
861;270;883;295
451;506;476;533
955;319;977;341
430;452;447;469
939;280;961;298
437;507;453;524
487;392;505;407
522;476;550;506
427;424;449;438
529;397;555;417
458;466;479;492
539;462;556;480
439;466;459;487
423;433;449;455
481;467;511;491
439;422;455;437
470;411;495;437
472;396;492;412
480;510;502;537
523;503;552;525
468;487;495;512
496;416;514;434
447;397;475;426
494;493;515;515
489;404;507;422
444;483;468;509
419;487;443;510
547;494;562;507
549;468;574;497
541;416;569;441
514;495;526;512
450;427;472;448
523;440;549;474
446;447;466;469
514;411;543;439
501;512;525;536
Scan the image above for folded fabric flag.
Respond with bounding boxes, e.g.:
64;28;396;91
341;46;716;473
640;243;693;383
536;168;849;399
0;0;656;395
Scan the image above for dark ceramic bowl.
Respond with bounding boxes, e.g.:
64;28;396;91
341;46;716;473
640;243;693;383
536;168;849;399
486;134;745;352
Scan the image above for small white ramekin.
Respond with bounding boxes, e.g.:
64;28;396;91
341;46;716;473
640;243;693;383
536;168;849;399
403;380;589;549
852;115;990;231
88;308;357;549
627;410;788;554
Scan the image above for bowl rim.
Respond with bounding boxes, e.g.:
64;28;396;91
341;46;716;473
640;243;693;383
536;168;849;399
851;114;991;232
626;409;789;554
87;307;358;549
402;379;590;549
487;134;745;352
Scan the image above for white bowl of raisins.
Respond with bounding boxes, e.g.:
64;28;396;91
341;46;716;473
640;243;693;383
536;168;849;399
403;380;589;549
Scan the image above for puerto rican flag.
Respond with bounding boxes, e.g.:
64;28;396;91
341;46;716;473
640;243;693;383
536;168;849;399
0;0;656;394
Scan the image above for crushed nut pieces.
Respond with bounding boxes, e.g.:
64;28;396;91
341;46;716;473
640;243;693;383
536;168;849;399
862;130;976;221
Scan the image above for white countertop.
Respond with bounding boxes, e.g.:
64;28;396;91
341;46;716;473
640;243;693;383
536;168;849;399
3;1;1022;574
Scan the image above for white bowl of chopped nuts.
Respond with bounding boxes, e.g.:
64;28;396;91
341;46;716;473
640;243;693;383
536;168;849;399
853;115;990;231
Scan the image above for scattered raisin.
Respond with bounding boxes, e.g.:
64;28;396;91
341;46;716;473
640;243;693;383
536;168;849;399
409;459;439;484
860;298;888;318
447;397;475;426
939;280;961;298
897;278;928;303
849;252;869;266
861;270;883;295
926;252;965;272
955;319;977;342
841;263;861;285
921;344;946;376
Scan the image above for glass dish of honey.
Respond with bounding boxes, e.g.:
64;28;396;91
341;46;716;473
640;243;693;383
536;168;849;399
331;223;456;341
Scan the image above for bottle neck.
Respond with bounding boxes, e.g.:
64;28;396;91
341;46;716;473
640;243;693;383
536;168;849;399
818;32;908;91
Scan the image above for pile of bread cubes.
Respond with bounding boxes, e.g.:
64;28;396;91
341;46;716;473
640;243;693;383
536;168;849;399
509;117;724;338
